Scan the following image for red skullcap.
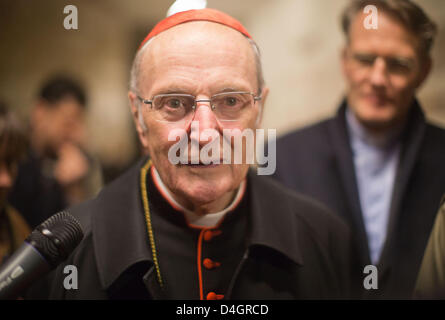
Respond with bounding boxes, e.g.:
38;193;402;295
139;8;252;49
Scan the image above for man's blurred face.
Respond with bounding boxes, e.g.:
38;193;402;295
130;22;266;211
34;97;85;158
342;11;431;131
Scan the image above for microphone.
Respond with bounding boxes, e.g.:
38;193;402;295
0;211;83;299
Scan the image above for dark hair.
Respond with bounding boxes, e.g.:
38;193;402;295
341;0;438;58
0;101;28;165
38;75;87;107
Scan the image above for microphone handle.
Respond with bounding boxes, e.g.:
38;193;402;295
0;242;51;300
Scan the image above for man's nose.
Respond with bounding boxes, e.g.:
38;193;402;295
369;57;389;88
190;101;220;144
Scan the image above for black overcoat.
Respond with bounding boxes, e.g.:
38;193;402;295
275;100;445;298
26;158;354;299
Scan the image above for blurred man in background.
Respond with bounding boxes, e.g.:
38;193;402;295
9;76;102;228
275;0;445;298
0;102;30;265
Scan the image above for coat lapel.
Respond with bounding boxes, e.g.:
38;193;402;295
91;158;156;295
328;102;371;266
377;102;426;276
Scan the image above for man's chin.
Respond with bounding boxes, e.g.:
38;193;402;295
357;115;397;132
161;162;245;210
355;103;398;131
178;187;232;210
175;172;235;202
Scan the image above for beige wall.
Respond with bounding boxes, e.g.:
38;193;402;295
1;0;444;168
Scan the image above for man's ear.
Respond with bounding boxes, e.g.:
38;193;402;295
255;86;269;127
128;91;149;148
415;56;432;89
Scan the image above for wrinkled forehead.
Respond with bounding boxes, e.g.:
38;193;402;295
139;21;257;89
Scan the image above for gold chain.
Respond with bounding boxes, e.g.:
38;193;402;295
140;159;163;288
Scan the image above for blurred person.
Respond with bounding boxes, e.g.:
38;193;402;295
26;8;354;300
414;196;445;299
9;76;103;229
0;102;31;265
275;0;445;298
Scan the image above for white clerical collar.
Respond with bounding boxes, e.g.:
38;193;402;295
151;167;246;228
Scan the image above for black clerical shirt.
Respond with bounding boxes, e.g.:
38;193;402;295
146;165;249;300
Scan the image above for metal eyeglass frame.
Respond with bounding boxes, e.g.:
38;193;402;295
136;91;262;114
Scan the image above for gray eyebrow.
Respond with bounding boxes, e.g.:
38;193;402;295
217;87;241;93
155;88;191;95
154;87;251;97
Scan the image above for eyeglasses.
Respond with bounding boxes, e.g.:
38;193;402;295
136;91;261;123
350;53;416;75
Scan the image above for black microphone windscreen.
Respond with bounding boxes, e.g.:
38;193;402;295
25;211;83;268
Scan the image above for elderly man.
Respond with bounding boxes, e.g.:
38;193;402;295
26;9;352;300
275;0;445;299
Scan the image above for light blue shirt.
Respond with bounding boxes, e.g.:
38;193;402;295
346;109;402;265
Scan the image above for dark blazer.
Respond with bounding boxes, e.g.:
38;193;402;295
274;100;445;299
26;158;354;299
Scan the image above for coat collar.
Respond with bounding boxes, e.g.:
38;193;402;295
378;99;426;272
330;99;427;268
91;158;154;292
247;171;304;266
91;158;303;294
329;101;370;264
